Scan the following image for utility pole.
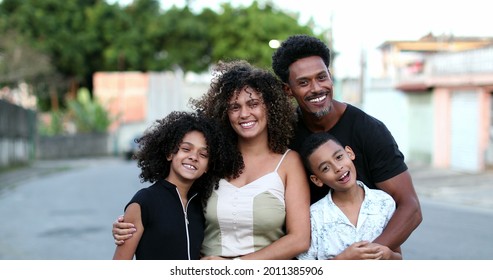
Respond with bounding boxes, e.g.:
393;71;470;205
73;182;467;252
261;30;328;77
359;48;367;106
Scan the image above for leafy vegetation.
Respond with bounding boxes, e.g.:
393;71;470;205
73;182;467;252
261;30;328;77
38;88;114;136
1;0;327;135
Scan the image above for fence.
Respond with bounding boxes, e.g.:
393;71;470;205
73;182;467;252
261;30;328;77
37;133;110;159
0;100;37;168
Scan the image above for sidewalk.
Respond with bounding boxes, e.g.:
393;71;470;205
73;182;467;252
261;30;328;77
409;164;493;212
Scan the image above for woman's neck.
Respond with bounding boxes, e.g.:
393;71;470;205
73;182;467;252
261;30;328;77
237;133;270;156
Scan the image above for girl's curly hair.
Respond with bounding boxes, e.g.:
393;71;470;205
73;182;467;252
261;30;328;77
189;60;296;156
134;111;242;205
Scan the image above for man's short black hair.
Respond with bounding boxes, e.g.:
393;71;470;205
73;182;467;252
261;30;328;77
272;34;331;83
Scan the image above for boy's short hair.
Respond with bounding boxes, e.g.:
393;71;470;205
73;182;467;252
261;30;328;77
299;132;343;174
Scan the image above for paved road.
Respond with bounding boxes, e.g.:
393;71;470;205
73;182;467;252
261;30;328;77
0;157;492;260
0;157;141;260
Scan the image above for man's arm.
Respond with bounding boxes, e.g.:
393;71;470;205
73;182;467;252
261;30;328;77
373;170;422;250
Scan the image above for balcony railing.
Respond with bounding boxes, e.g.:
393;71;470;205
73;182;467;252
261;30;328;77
427;45;493;75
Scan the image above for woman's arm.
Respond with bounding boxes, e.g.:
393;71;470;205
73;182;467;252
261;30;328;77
112;217;137;245
112;203;144;259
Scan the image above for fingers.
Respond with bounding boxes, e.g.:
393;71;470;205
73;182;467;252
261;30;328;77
113;230;135;239
112;222;136;240
375;251;384;260
366;248;384;260
353;240;370;248
112;221;136;230
114;239;125;246
112;215;136;246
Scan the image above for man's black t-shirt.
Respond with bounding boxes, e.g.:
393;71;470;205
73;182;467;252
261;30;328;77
289;104;408;204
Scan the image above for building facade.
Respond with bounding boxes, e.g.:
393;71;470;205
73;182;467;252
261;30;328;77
363;34;493;172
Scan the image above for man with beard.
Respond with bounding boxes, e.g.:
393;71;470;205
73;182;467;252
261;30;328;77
271;34;422;255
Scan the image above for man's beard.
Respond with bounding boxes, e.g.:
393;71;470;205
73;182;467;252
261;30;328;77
313;102;332;118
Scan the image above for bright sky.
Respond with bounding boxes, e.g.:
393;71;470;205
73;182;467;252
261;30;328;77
118;0;492;77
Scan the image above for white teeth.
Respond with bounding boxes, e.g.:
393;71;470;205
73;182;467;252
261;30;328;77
339;171;349;180
183;164;197;170
309;95;326;103
240;121;255;128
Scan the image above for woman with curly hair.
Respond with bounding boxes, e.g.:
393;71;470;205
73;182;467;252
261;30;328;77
112;111;242;260
192;60;310;260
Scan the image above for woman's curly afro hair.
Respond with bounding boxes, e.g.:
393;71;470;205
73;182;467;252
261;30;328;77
134;111;242;205
271;34;331;83
189;60;296;155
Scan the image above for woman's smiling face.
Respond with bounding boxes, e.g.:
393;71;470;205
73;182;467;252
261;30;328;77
227;86;268;140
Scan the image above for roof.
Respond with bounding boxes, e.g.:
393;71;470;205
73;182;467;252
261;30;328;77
378;33;493;52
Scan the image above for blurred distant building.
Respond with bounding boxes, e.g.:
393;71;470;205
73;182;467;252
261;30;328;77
93;70;210;156
363;33;493;172
377;33;493;80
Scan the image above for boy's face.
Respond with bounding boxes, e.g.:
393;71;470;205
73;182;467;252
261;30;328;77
308;140;357;191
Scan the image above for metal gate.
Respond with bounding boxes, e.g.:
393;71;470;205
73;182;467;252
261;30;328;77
450;90;480;172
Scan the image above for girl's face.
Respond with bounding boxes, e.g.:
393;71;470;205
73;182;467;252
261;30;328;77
226;86;268;140
167;130;209;184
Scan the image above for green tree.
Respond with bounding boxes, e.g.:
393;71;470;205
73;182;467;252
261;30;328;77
0;31;54;85
110;0;162;71
0;0;327;112
209;1;318;69
155;6;215;73
83;1;125;71
0;30;65;111
0;0;101;102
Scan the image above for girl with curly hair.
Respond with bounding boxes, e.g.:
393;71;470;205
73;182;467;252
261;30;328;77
113;111;241;260
191;60;310;260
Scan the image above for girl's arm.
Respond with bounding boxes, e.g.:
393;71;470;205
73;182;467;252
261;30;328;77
112;203;144;259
